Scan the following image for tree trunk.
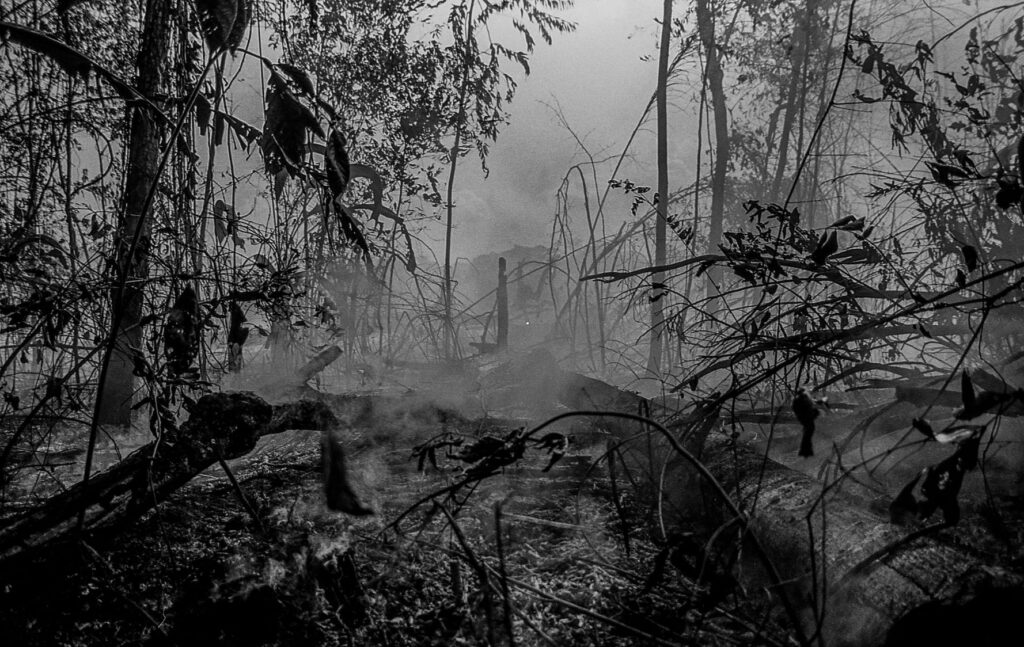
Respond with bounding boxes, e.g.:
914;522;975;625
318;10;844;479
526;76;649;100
700;439;1023;647
443;0;477;360
0;394;359;558
96;0;172;427
696;0;729;315
647;0;672;377
497;257;508;351
770;0;817;203
481;352;1024;645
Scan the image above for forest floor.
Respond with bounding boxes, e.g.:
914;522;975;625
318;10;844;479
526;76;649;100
5;362;1024;646
1;388;793;647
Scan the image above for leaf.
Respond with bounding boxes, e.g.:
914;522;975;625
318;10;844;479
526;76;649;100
325;128;350;199
212;199;230;243
912;417;935;439
253;254;274;271
890;471;921;525
961;245;978;272
349;163;385;223
0;22;164;115
810;230;838;265
194;0;252;53
926;161;969;189
261;76;322;178
194;92;212;133
960;370;976;413
220;113;260;148
994;178;1023;208
275;63;315;97
334;203;372;263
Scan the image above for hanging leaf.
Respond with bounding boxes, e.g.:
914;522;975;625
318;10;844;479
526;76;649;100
194;0;251;53
994;177;1023;209
0;22;165;116
335;203;372;264
164;286;199;378
926;161;969;189
227;0;251;50
253;254;274;271
325;128;350;199
349;163;384;223
212;199;232;243
810;230;838;265
889;471;922;525
275;63;316;97
960;370;976;413
194;92;212;134
220;113;260;148
350;203;417;272
262;76;323;178
961;244;978;272
911;417;935;439
918;433;982;525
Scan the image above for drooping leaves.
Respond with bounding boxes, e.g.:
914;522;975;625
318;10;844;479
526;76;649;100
918;433;982;525
335;203;372;264
164;286;200;378
792;387;819;457
349;203;417;272
194;92;213;134
212;199;229;243
960;244;978;272
926;161;970;189
889;471;923;525
911;417;935;439
211;199;243;247
325;128;350;200
261;75;324;182
194;0;252;53
810;230;838;265
349;163;384;223
0;22;164;116
276;63;316;97
960;370;976;415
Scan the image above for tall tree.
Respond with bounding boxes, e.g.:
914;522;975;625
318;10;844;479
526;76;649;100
696;0;729;314
647;0;673;377
96;0;173;427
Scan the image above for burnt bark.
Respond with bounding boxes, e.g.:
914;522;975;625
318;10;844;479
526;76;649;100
0;393;348;558
701;438;1023;646
97;0;173;426
481;352;1023;645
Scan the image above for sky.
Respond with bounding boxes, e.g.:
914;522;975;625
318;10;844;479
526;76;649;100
421;0;679;261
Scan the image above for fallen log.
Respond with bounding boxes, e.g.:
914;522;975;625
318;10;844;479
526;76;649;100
0;392;367;558
295;345;343;383
480;351;1024;646
700;438;1023;646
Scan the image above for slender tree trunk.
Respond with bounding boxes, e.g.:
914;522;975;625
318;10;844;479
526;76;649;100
497;257;508;351
647;0;672;378
770;0;816;203
443;0;477;360
96;0;171;427
696;0;729;315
